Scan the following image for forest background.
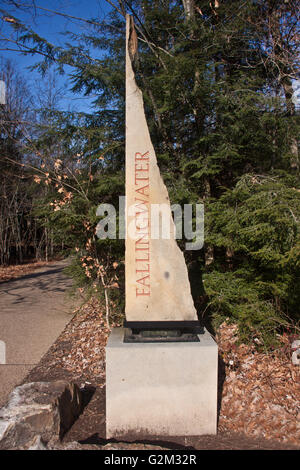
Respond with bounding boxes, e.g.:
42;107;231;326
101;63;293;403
0;0;299;348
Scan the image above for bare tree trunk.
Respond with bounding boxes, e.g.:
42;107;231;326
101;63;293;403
45;225;48;262
282;78;299;170
203;178;214;266
182;0;195;21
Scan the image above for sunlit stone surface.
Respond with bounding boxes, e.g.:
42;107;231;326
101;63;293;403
125;15;197;322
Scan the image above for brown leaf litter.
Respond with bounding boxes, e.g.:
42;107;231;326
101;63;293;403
24;298;299;449
216;322;300;446
0;260;59;282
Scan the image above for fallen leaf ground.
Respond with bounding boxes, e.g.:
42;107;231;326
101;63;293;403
0;259;60;282
216;323;299;446
23;297;300;450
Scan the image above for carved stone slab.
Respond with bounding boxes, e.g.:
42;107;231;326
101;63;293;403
125;15;197;322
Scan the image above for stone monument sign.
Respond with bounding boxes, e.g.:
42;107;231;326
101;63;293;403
105;14;218;438
125;15;197;323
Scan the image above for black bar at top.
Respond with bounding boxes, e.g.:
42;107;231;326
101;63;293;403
124;320;203;331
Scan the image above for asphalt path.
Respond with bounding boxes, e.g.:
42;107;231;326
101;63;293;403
0;260;76;406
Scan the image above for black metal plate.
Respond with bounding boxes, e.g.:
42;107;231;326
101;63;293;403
123;320;204;334
124;328;200;343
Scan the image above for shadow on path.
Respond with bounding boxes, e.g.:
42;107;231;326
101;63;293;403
0;263;73;305
0;260;75;407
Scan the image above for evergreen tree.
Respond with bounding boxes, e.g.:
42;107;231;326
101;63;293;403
0;0;299;342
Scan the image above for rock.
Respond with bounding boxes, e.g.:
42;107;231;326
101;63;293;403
125;14;197;322
0;380;83;450
27;435;48;450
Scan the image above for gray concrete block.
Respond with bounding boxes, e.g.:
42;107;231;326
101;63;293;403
106;327;218;438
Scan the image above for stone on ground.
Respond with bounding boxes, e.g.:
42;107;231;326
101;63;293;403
0;380;83;450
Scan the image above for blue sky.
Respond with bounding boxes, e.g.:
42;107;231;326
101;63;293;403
0;1;298;112
0;0;115;113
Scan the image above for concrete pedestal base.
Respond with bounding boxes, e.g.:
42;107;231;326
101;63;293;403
106;328;218;438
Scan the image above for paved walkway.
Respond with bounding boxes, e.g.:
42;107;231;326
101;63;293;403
0;260;76;407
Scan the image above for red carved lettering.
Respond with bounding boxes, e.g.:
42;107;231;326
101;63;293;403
136;288;150;296
135;151;149;161
134;151;151;298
